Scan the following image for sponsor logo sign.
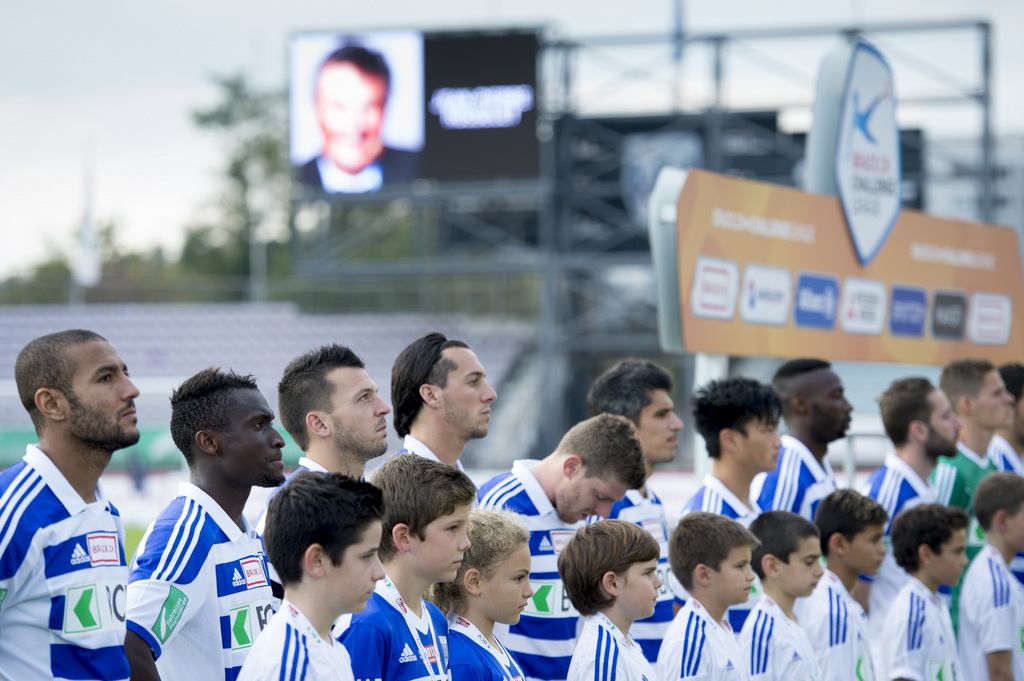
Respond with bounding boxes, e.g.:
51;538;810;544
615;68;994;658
153;586;188;644
835;41;901;265
794;273;839;329
932;291;966;340
969;293;1011;345
240;557;268;589
691;256;738;320
641;519;667;543
840;278;886;335
889;286;927;337
65;584;102;634
522;579;578;618
740;264;791;326
86;533;120;566
548;530;575;555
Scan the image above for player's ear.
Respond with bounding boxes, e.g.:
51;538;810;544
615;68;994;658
719;429;736;453
34;387;67;423
562;455;583;478
907;419;928;444
791;393;810;416
827;531;846;556
600;571;620;598
463;568;483;596
762;554;780;579
392;523;413;553
693;563;713;588
195;430;218;457
306;411;330;438
419;383;442;409
917;543;934;568
304;543;328;578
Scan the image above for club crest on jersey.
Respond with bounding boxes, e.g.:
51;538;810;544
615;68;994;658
423;643;438;665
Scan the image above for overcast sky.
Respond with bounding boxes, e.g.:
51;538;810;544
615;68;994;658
1;0;1020;279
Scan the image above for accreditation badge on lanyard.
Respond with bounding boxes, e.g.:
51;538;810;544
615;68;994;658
451;616;524;681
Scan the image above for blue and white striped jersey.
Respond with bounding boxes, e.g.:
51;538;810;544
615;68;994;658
127;483;277;681
657;598;748;681
739;595;820;681
675;475;762;633
599;488;675;663
478;460;585;681
334;582;449;681
254;458;325;591
859;453;934;643
751;436;836;522
801;570;875;681
0;446;130;681
959;544;1024;681
238;600;354;681
880;577;960;681
987;435;1024;585
569;614;655;681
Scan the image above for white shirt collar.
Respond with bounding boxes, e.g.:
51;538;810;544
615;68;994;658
781;434;835;481
177;481;252;541
297;456;329;473
882;452;935;500
956;441;988;467
402;434;466;472
511;459;559;517
703;473;761;515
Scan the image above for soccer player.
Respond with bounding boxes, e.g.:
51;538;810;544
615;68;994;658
752;359;852;521
125;368;287;681
680;377;781;630
0;330;140;681
858;378;960;644
585;358;684;662
560;520;662;681
990;363;1024;476
478;414;647;681
802;489;887;681
239;472;386;681
881;504;968;681
390;332;496;468
930;358;1014;630
658;513;758;681
959;472;1024;681
741;512;823;681
335;455;477;681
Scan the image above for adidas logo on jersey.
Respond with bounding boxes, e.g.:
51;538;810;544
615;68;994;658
725;660;734;671
70;543;90;565
232;568;245;588
538;537;553;552
791;651;802;662
398;643;418;664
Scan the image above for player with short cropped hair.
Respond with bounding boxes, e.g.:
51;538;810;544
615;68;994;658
478;414;646;681
991;363;1024;475
753;359;852;521
1;330;141;681
125;368;286;681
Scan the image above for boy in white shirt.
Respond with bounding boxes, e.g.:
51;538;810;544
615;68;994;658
741;511;824;681
802;490;887;681
560;520;663;681
239;472;386;680
959;472;1024;681
881;503;967;681
658;512;758;681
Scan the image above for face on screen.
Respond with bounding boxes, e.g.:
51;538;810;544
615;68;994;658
315;62;387;175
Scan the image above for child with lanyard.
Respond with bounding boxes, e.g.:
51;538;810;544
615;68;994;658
559;520;663;681
427;508;532;681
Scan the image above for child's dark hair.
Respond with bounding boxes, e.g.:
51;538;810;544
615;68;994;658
691;377;780;459
371;454;477;562
670;512;759;591
890;504;968;572
264;471;384;586
975;472;1024;532
558;520;660;616
749;511;820;580
814;489;888;556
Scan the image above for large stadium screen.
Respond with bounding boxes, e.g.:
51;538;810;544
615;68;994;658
290;29;539;196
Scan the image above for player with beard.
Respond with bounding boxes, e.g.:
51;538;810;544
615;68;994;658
1;330;140;681
125;368;286;681
389;332;496;469
478;414;646;681
752;359;853;521
856;378;961;658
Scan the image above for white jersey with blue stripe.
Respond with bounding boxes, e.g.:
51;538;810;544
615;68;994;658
880;577;960;681
751;436;836;522
599;488;675;663
0;446;130;681
959;544;1024;681
739;595;820;681
569;614;655;681
674;475;762;633
238;599;353;681
478;460;584;681
254;458;325;591
859;453;934;643
801;570;875;681
127;482;277;681
987;435;1024;585
657;598;749;681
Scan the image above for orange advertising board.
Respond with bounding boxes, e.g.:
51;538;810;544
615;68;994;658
677;169;1024;364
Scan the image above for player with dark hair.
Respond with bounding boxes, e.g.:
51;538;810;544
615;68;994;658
126;368;286;681
991;362;1024;476
1;330;140;681
753;358;852;521
389;332;496;469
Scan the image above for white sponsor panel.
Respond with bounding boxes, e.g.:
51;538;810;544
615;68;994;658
690;256;738;320
740;264;792;326
969;293;1011;345
840;277;886;335
86;533;120;566
835;40;901;265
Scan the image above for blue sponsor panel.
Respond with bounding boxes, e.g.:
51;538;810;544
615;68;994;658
794;273;839;329
889;286;927;337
